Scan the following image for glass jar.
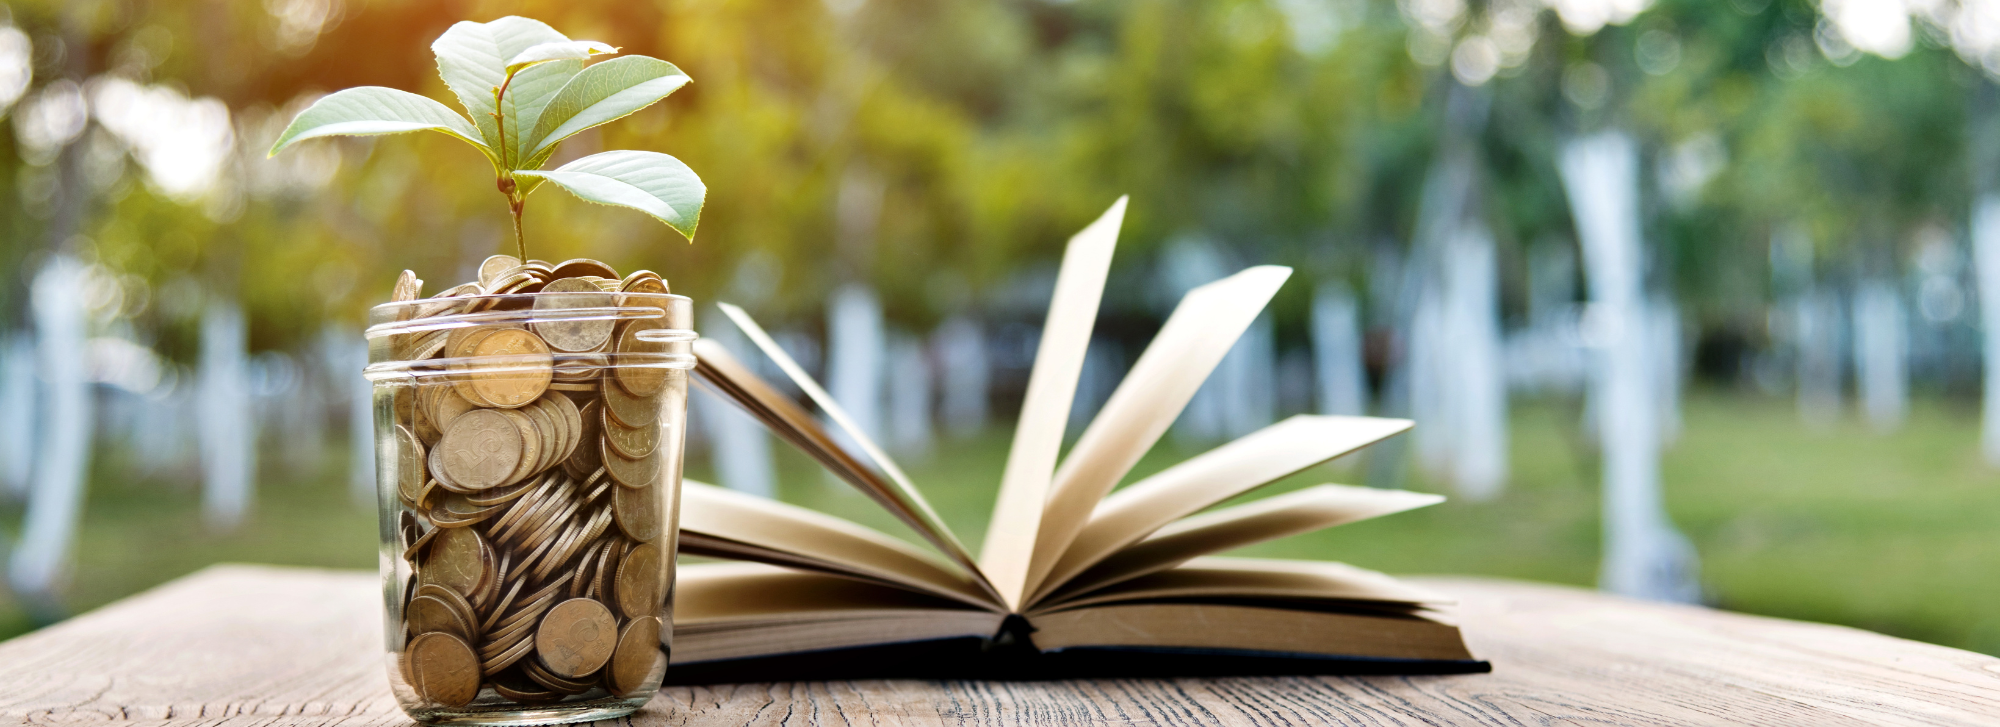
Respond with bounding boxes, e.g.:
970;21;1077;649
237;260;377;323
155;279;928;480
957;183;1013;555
363;290;693;725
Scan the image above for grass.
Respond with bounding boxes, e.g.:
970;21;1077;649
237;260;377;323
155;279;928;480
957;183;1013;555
1;391;1995;657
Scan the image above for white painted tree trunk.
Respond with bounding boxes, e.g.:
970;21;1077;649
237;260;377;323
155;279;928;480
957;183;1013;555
699;321;777;498
198;300;255;531
1312;282;1368;416
885;333;934;458
1976;196;2000;464
1650;297;1684;444
1409;285;1450;476
0;334;34;494
1560;132;1701;604
344;338;373;508
1445;224;1507;500
931;316;989;437
1852;280;1908;433
1795;289;1844;426
826;284;885;444
11;256;94;606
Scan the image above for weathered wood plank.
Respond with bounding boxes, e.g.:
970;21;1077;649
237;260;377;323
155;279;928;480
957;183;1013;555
1;565;1996;726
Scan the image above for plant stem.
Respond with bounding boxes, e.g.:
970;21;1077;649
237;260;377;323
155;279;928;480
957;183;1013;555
509;193;527;261
493;71;525;260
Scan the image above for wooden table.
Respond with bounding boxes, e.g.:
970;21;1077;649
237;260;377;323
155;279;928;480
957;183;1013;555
2;564;1997;726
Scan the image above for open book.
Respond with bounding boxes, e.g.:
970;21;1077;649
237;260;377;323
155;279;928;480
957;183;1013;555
668;198;1486;682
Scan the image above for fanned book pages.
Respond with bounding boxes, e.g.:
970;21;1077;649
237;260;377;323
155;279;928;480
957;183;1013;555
668;197;1487;682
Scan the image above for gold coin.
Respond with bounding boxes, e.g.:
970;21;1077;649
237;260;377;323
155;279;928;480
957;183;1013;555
419;526;493;600
552;352;606;382
406;594;474;643
481;630;538;676
439;410;524;490
396;425;426;504
601;434;661;490
611;317;669;397
600;369;663;428
522;655;596;694
549;258;621;281
479;255;523;288
602;412;661;460
519;402;558;474
392;269;423;302
544;394;581;462
594;540;625;601
468;329;553;409
430;385;478;433
618;270;668;297
606;616;663;696
534;597;619;678
614;542;662;620
612;479;660;542
401;521;436;562
563;401;605;480
546;381;600;393
530;278;617;353
569;540;608;600
405;632;481;707
490;669;563;703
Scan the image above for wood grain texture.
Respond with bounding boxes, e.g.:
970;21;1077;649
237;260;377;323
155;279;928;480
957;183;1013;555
2;565;1997;726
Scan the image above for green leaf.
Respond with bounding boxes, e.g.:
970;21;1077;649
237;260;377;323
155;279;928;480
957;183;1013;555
431;16;571;157
525;56;691;163
506;40;618;73
515;150;706;240
500;58;584;167
266;86;489;160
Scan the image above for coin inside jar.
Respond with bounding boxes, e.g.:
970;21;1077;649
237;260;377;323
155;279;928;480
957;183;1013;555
534;597;619;678
614;542;662;620
611;479;661;541
467;329;554;408
438;409;525;490
606;616;663;696
419;526;494;600
406;632;481;707
611;317;669;398
531;278;617;353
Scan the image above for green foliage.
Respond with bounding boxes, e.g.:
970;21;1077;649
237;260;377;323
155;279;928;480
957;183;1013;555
269;15;704;258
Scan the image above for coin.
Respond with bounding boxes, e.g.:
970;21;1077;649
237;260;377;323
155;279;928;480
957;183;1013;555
594;539;625;600
530;277;618;353
601;435;661;489
601;369;663;428
468;329;553;409
490;669;563;703
396;425;426;504
618;270;668;297
405;632;481;707
606;616;663;696
393;270;423;302
535;597;619;678
438;410;524;490
602;412;660;460
549;258;621;281
522;655;596;694
430;385;478;433
611;317;669;397
614;542;662;620
552;353;607;382
407;594;475;642
419;526;493;600
563;401;605;480
479;255;522;288
612;479;660;541
544;395;580;462
519;403;558;474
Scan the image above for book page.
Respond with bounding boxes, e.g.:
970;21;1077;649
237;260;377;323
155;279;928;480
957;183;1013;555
1022;265;1292;598
711;303;999;603
1029;415;1412;605
1033;556;1452;612
981;196;1127;610
680;481;1000;610
1037;484;1443;604
694;341;910;514
673;562;1005;665
1026;601;1472;661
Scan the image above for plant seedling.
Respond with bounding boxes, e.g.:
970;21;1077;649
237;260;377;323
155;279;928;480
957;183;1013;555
268;16;703;260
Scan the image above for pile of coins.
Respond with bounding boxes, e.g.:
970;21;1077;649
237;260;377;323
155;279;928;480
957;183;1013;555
384;255;678;709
